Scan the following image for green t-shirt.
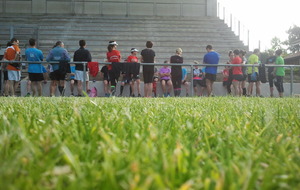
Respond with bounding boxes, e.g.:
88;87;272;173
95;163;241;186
247;54;259;74
275;56;285;76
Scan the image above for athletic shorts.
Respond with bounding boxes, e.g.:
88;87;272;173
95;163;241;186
223;81;228;87
161;79;171;83
75;70;89;82
50;70;66;81
248;73;260;83
205;73;216;82
143;68;154;84
8;70;21;81
29;73;44;82
233;74;244;82
193;80;206;87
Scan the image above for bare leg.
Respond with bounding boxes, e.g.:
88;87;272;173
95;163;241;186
37;81;42;96
50;80;57;96
31;81;36;96
255;81;261;96
167;80;173;94
77;80;83;96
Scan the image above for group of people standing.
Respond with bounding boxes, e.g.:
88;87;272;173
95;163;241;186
1;37;285;97
222;48;285;97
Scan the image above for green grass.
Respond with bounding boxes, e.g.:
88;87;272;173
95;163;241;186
0;97;300;190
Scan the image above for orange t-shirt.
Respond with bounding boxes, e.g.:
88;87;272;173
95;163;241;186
5;45;21;71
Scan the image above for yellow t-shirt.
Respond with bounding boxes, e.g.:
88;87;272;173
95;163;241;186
247;54;259;74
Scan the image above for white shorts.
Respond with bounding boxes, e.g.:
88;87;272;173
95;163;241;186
75;70;89;82
8;70;21;81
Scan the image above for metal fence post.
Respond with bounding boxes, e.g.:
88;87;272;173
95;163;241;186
83;62;87;92
191;64;194;96
290;66;294;96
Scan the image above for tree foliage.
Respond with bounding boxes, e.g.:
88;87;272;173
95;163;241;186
285;25;300;53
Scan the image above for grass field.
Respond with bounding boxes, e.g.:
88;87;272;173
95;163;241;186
0;97;300;190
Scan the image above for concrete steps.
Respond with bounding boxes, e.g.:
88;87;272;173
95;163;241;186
0;15;248;64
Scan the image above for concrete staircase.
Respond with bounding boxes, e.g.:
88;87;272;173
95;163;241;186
0;15;247;64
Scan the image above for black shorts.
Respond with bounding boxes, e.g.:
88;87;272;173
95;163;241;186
248;73;260;83
3;71;8;80
50;70;66;81
233;74;244;81
143;67;154;84
161;79;171;83
29;73;44;82
205;73;216;82
193;80;206;87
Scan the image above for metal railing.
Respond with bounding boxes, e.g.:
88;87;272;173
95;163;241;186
0;60;299;97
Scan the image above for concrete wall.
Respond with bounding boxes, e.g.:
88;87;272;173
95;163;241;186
20;80;300;97
0;0;217;17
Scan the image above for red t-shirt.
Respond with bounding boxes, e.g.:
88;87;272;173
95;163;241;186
126;55;138;63
232;56;243;75
106;50;121;70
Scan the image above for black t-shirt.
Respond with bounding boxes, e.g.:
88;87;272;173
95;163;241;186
266;56;276;73
170;55;183;76
73;47;92;71
141;48;155;71
101;66;108;79
141;48;155;63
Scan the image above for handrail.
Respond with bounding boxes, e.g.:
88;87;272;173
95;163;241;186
0;60;298;96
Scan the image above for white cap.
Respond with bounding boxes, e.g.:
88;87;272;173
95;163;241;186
109;41;118;46
131;48;139;52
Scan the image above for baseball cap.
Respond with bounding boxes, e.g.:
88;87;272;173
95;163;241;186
109;41;118;46
131;48;139;52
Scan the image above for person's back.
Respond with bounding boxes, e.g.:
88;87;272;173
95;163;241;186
204;51;219;74
74;47;91;71
46;45;70;71
26;46;44;73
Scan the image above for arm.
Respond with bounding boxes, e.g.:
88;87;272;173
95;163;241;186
140;55;144;63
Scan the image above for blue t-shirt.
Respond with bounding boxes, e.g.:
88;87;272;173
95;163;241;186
182;68;187;80
203;51;219;74
25;47;44;73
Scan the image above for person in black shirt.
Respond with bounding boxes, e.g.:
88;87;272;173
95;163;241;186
141;41;155;97
73;40;92;96
170;48;183;97
265;50;276;97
